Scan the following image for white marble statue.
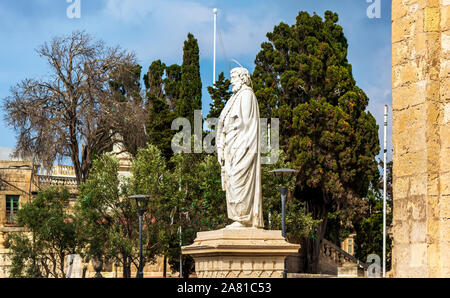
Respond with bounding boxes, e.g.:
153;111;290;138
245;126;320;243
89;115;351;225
216;67;264;229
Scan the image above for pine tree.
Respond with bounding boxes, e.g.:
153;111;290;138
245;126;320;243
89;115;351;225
178;33;202;124
164;64;182;111
252;11;380;273
146;97;177;161
144;60;165;98
145;60;177;161
206;72;232;119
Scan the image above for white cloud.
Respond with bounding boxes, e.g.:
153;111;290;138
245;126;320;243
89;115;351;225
102;0;212;25
103;0;156;23
100;0;277;62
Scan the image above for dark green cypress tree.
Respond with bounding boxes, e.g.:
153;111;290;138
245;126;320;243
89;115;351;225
178;33;202;124
164;64;182;111
252;11;380;273
145;60;177;161
144;60;165;98
206;72;232;119
146;97;176;160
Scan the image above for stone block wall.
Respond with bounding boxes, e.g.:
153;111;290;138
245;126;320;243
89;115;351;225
0;161;35;226
392;0;450;277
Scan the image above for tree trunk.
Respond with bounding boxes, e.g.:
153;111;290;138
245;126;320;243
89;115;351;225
304;201;328;274
60;253;66;278
122;257;131;278
163;255;167;278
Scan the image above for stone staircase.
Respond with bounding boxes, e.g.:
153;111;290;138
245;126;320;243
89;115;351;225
320;239;368;277
287;238;368;278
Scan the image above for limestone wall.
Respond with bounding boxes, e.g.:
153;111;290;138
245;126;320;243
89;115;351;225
0;161;36;226
392;0;450;277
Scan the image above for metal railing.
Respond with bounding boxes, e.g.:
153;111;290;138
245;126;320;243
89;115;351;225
5;211;18;225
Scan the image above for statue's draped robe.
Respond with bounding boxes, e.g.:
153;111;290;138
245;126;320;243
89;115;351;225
217;85;264;228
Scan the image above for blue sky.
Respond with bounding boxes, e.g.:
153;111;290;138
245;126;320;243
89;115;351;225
0;0;393;160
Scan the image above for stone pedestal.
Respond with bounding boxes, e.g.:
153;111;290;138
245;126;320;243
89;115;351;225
182;228;300;278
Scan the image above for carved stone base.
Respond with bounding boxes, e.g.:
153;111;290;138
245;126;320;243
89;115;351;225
182;228;300;278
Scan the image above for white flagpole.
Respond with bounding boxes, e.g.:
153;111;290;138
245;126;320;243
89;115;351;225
213;8;217;86
383;105;388;278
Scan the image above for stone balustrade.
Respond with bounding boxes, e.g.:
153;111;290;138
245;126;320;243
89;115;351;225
321;239;368;270
37;165;75;177
37;175;78;191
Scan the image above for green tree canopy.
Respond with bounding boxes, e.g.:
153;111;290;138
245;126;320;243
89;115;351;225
144;61;180;161
75;153;160;278
7;187;77;278
178;33;202;124
207;72;232;119
354;160;393;269
252;10;380;273
262;150;320;243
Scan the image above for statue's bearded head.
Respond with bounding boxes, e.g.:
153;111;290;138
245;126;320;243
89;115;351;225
230;67;252;93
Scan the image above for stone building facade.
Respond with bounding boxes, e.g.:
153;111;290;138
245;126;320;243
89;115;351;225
392;0;450;277
0;156;40;278
340;234;356;256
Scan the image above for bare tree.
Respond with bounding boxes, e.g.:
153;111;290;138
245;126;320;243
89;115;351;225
3;31;141;185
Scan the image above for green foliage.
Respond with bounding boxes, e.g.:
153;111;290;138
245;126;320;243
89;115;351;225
119;34;202;162
154;149;316;276
253;11;379;204
146;96;177;161
207;72;232;119
110;64;143;102
75;153;160;278
144;60;165;98
143;61;180;161
164;152;213;277
262;151;320;243
195;154;229;230
354;185;392;268
354;161;393;268
324;209;354;245
178;33;202;124
131;144;168;197
133;149;227;277
108;62;149;157
75;154;121;261
129;144;211;277
7;187;77;278
252;10;380;272
164;64;182;107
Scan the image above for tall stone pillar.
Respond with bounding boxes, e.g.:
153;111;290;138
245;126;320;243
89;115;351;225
392;0;450;277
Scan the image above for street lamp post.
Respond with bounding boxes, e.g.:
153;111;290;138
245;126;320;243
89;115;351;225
279;186;288;238
129;194;150;279
268;168;298;279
